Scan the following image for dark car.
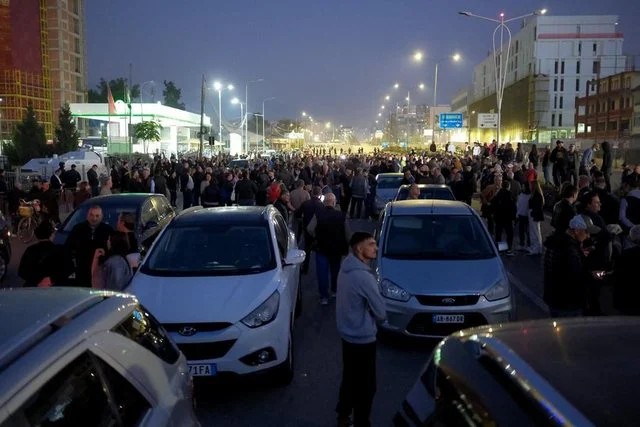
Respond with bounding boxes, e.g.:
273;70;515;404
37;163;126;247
395;317;640;426
53;193;175;253
394;184;455;201
228;159;250;170
0;211;11;280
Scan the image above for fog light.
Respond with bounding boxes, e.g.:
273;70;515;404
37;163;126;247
239;347;276;366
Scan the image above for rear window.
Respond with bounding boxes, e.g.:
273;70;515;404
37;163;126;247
113;305;180;364
63;204;140;232
396;187;456;201
377;176;403;189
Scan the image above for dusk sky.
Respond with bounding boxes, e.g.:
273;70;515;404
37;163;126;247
86;0;640;128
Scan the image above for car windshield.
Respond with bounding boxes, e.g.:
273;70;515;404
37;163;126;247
142;225;276;276
377;176;403;189
62;204;139;232
395;187;455;201
384;215;495;260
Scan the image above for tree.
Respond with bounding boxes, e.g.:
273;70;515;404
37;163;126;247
133;120;162;153
4;105;50;165
162;80;185;110
54;103;80;154
88;77;140;103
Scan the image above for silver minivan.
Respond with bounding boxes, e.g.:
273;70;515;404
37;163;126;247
374;200;513;337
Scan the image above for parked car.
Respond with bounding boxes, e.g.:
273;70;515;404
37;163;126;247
394;184;455;201
374;173;404;214
0;288;199;426
53;193;175;253
374;200;513;337
395;317;640;426
127;205;306;385
0;211;11;281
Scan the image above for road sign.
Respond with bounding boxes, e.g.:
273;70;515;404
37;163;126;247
439;113;463;129
478;113;499;128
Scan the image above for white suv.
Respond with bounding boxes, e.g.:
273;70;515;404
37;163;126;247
0;288;199;427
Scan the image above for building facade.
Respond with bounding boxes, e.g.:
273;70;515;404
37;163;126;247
0;0;85;142
575;71;640;145
469;14;627;144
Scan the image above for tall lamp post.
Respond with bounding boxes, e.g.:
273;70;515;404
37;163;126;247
262;97;275;152
458;8;547;143
231;97;245;153
412;50;462;107
214;81;234;150
245;78;263;153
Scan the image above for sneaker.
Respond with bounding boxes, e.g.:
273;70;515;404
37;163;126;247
320;298;329;306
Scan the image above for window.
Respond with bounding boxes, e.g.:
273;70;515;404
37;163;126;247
554;79;558;91
554;61;558;74
558;114;563;127
593;43;597;53
611;100;616;110
5;352;150;427
559;96;564;109
75;57;81;73
551;114;556;127
114;305;181;364
515;40;519;53
593;61;600;74
554;95;557;109
561;61;565;74
74;37;81;54
273;214;289;258
576;78;580;92
534;26;537;40
576;61;581;74
141;199;159;226
578;41;582;56
560;79;564;91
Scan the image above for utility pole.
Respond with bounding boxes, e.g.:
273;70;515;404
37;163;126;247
199;74;205;158
128;63;133;153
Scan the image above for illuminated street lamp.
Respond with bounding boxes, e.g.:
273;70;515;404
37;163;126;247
381;105;385;110
214;81;234;149
231;97;245;152
385;95;390;101
459;8;547;143
413;50;424;62
394;83;400;89
418;83;425;90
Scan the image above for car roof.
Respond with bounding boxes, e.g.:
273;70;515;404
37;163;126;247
461;317;640;426
173;205;272;226
376;173;403;179
387;200;473;216
79;193;156;207
0;288;126;372
398;184;450;189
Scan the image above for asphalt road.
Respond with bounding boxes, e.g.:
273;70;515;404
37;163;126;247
3;217;550;427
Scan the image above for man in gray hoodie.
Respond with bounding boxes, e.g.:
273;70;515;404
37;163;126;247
335;232;387;427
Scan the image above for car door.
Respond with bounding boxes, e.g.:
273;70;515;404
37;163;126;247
273;213;297;314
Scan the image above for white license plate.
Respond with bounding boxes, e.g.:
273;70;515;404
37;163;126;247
188;363;217;377
433;314;465;324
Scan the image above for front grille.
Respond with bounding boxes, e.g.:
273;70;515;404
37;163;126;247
163;322;232;333
415;295;480;307
176;340;237;360
406;313;487;336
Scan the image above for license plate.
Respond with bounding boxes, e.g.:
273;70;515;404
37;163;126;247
433;314;465;324
188;363;217;377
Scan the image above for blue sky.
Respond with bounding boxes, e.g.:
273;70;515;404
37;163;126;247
86;0;640;128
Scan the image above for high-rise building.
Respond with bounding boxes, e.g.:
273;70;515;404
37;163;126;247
468;15;629;144
0;0;86;143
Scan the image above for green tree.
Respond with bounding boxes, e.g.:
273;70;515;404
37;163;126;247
4;105;50;165
133;120;162;153
162;80;185;110
54;103;80;154
88;77;140;103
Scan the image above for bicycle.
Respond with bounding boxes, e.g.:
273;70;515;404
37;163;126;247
17;199;42;243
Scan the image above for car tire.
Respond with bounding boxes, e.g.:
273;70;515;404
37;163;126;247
294;270;303;318
273;331;294;386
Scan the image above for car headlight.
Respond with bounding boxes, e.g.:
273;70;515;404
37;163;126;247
484;279;510;301
241;291;280;328
380;279;411;302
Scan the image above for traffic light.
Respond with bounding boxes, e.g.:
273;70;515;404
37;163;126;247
209;136;215;145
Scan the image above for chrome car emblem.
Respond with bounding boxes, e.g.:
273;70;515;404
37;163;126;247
441;297;456;304
178;326;197;336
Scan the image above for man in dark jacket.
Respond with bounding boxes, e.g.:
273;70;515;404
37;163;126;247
550;140;567;186
87;165;99;196
551;184;578;235
63;164;81;190
543;214;600;317
234;172;258;206
601;140;613;192
613;225;640;314
295;186;324;273
308;193;350;305
493;180;517;255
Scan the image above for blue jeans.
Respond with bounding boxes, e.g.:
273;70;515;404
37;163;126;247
316;253;341;299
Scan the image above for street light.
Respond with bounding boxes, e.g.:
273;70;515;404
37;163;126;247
214;81;234;150
413;51;424;62
459;8;546;143
245;78;263;153
381;105;385;110
418;83;425;90
385;95;390;101
231;97;245;153
262;97;275;152
394;83;400;89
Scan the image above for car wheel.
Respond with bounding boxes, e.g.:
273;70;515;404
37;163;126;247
294;270;303;318
0;256;6;281
273;331;294;386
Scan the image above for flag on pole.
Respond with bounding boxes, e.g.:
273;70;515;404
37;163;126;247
107;85;117;115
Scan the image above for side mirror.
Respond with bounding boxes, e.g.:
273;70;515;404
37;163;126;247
497;242;509;253
284;249;306;266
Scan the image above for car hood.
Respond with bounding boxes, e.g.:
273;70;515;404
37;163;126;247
378;257;505;295
127;269;281;324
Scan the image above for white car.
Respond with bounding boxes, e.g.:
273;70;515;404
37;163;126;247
128;205;306;384
0;287;199;427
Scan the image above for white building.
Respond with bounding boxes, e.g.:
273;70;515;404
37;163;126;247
470;14;626;143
